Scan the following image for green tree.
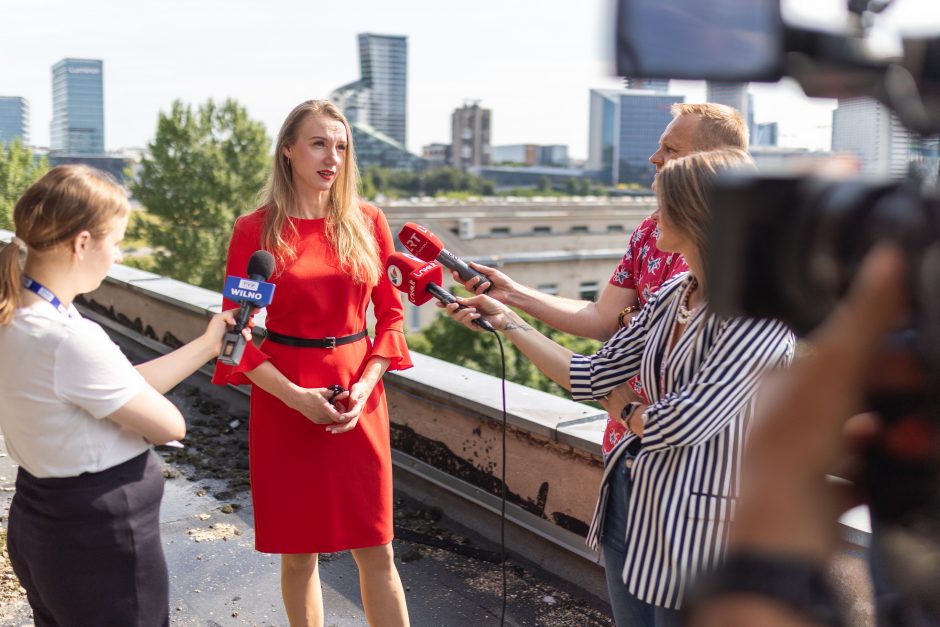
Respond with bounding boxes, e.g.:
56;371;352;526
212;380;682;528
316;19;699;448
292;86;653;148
130;99;270;289
538;175;553;193
0;140;49;231
424;167;463;195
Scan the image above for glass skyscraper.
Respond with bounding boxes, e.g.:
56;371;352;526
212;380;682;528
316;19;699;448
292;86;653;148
359;34;407;147
0;97;29;145
332;34;407;148
50;58;105;154
588;89;683;186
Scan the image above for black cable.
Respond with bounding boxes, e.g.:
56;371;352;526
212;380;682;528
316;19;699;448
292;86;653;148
492;329;508;627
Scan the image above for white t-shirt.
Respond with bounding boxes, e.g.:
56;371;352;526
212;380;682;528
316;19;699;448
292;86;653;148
0;301;149;478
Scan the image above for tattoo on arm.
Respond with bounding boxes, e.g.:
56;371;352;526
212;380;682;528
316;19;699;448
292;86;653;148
502;322;533;332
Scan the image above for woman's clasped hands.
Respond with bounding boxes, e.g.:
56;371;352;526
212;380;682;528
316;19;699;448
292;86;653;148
285;380;376;434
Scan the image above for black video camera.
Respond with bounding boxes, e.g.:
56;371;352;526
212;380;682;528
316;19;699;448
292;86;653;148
616;0;940;621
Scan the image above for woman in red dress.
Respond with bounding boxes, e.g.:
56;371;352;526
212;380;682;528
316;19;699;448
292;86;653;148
214;100;412;626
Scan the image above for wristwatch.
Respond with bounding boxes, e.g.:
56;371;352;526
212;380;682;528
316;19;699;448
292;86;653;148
621;402;642;427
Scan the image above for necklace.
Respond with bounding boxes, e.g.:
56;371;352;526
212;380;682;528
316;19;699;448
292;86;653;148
675;276;698;325
660;276;699;393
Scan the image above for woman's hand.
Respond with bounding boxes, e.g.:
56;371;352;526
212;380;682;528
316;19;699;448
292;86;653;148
442;294;519;332
201;311;252;358
286;385;346;426
329;380;373;434
451;261;519;303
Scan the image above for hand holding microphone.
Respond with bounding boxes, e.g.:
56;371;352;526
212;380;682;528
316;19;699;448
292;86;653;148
218;251;277;366
398;223;492;293
385;252;496;332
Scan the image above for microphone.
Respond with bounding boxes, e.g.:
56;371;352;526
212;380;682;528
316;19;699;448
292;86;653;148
219;251;277;365
386;252;495;332
398;223;491;292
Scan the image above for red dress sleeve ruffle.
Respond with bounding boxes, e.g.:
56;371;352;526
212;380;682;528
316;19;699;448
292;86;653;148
365;204;413;372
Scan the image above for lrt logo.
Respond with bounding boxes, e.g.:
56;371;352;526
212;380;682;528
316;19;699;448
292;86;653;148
404;233;425;255
387;265;403;287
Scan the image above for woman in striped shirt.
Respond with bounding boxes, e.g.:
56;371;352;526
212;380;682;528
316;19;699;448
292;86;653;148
444;148;793;625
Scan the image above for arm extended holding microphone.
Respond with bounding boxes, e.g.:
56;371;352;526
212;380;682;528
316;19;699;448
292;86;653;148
385;251;575;387
441;292;575;390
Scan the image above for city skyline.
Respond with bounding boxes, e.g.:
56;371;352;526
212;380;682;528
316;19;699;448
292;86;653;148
3;0;936;159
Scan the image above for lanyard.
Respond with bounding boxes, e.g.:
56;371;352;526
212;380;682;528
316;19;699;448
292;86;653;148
22;276;71;317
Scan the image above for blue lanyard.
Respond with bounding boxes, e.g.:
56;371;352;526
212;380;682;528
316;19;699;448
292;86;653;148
22;276;71;317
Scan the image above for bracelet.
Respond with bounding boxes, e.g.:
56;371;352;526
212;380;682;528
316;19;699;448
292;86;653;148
684;551;845;627
618;305;640;328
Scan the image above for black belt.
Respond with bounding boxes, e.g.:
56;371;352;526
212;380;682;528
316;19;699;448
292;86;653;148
264;329;367;349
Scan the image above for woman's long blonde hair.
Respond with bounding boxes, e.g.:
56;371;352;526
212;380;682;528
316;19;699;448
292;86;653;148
259;100;380;285
0;165;130;325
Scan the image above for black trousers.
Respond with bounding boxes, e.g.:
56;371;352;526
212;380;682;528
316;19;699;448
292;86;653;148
7;450;169;627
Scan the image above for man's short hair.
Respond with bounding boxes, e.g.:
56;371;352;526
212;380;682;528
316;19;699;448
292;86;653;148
670;103;749;151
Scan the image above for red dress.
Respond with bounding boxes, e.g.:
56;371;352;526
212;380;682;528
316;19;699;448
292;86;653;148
213;204;412;553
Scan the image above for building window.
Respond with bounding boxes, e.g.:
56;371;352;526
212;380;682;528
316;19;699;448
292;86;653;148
571;225;589;234
533;226;551;235
490;227;510;236
537;283;559;295
607;224;625;233
579;281;600;302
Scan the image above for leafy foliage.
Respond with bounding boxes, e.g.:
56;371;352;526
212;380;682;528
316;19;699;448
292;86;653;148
129;99;270;289
0;141;49;231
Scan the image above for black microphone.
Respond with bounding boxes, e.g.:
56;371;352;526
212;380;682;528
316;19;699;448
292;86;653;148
219;251;277;366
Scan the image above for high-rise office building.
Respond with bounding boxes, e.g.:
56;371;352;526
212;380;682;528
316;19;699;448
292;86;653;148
50;58;105;154
754;122;779;147
451;102;491;169
588;88;683;186
832;97;909;177
350;122;425;172
0;97;29;145
706;82;749;114
331;34;407;147
422;143;451;169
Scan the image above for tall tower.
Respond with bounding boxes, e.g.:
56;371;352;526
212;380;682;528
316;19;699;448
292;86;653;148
358;34;407;147
50;58;104;154
450;101;491;169
0;97;29;145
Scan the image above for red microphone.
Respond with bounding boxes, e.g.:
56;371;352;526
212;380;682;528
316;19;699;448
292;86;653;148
386;252;495;332
398;223;491;292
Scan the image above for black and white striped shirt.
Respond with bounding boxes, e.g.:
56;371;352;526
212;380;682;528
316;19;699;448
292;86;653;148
570;273;793;609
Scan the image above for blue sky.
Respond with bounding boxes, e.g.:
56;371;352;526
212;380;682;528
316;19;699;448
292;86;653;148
3;0;936;159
